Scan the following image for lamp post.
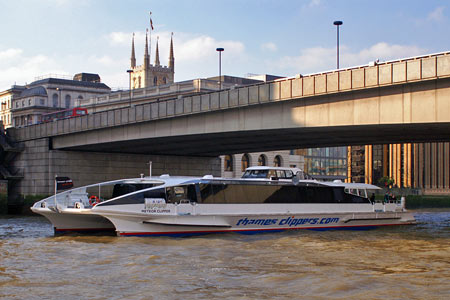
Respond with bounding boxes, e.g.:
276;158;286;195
126;69;133;107
56;87;61;108
333;20;343;69
216;48;224;90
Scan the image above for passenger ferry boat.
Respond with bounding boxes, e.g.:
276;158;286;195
31;177;165;233
31;168;416;236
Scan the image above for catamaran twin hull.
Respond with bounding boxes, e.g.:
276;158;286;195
32;174;417;237
93;202;416;237
31;207;115;233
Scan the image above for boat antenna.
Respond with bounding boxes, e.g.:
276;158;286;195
54;174;58;212
147;161;152;177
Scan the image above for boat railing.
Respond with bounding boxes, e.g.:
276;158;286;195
373;199;404;212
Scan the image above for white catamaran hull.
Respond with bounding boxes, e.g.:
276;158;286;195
95;203;416;236
31;207;115;233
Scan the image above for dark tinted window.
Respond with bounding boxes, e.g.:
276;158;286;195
98;187;165;206
166;185;197;203
112;184;156;198
198;183;369;204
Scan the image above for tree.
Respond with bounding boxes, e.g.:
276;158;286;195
378;176;395;188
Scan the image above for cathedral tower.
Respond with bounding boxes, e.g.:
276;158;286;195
129;28;175;89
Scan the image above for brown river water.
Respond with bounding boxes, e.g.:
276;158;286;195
0;210;449;300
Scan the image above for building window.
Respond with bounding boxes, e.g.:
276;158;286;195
163;77;167;84
224;155;233;171
273;155;282;167
28;99;32;106
153;76;158;85
52;94;58;107
372;145;383;184
138;76;141;88
65;95;71;108
40;99;45;106
241;154;250;172
258;154;267;166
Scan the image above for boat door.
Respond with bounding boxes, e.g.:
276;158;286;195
166;185;198;215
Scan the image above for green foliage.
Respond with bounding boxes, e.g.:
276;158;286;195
378;176;395;188
406;195;450;209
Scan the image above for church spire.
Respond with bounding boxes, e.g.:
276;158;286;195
130;33;136;68
154;36;160;66
144;29;150;68
169;32;175;71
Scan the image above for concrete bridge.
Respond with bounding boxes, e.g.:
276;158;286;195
11;51;450;156
7;51;450;196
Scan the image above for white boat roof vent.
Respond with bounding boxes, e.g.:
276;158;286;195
160;174;170;178
202;175;214;179
333;180;343;183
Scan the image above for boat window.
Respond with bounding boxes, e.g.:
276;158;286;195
276;170;286;178
197;183;371;204
332;188;345;203
96;187;166;206
285;170;293;179
143;188;166;200
265;186;299;203
112;184;156;198
199;183;226;203
241;170;269;178
166;185;197;203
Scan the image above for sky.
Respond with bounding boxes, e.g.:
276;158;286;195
0;0;449;91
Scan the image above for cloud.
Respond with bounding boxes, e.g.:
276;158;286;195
0;50;66;89
109;32;130;45
0;48;23;61
89;55;115;66
308;0;321;7
268;42;427;76
427;6;445;22
261;42;278;52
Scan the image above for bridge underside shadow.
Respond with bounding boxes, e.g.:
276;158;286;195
56;122;450;157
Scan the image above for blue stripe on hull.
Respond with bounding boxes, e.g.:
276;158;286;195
307;226;379;231
119;223;408;237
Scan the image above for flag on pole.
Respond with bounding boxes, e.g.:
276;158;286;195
150;12;154;30
55;176;73;191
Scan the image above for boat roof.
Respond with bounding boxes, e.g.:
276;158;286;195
245;166;303;173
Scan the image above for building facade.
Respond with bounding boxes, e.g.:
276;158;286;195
221;151;304;178
0;86;26;129
10;74;110;127
296;147;348;181
348;142;450;193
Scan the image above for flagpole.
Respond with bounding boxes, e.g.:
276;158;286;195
149;12;152;64
54;174;58;211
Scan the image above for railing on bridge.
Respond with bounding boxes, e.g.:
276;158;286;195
13;51;450;142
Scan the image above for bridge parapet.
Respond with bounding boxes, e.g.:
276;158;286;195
12;51;450;142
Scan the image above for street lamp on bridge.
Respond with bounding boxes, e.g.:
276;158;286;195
333;20;343;69
126;69;133;107
216;47;224;90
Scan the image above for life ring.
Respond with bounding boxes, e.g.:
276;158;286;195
89;195;100;206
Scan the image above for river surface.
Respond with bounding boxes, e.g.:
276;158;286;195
0;210;449;300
